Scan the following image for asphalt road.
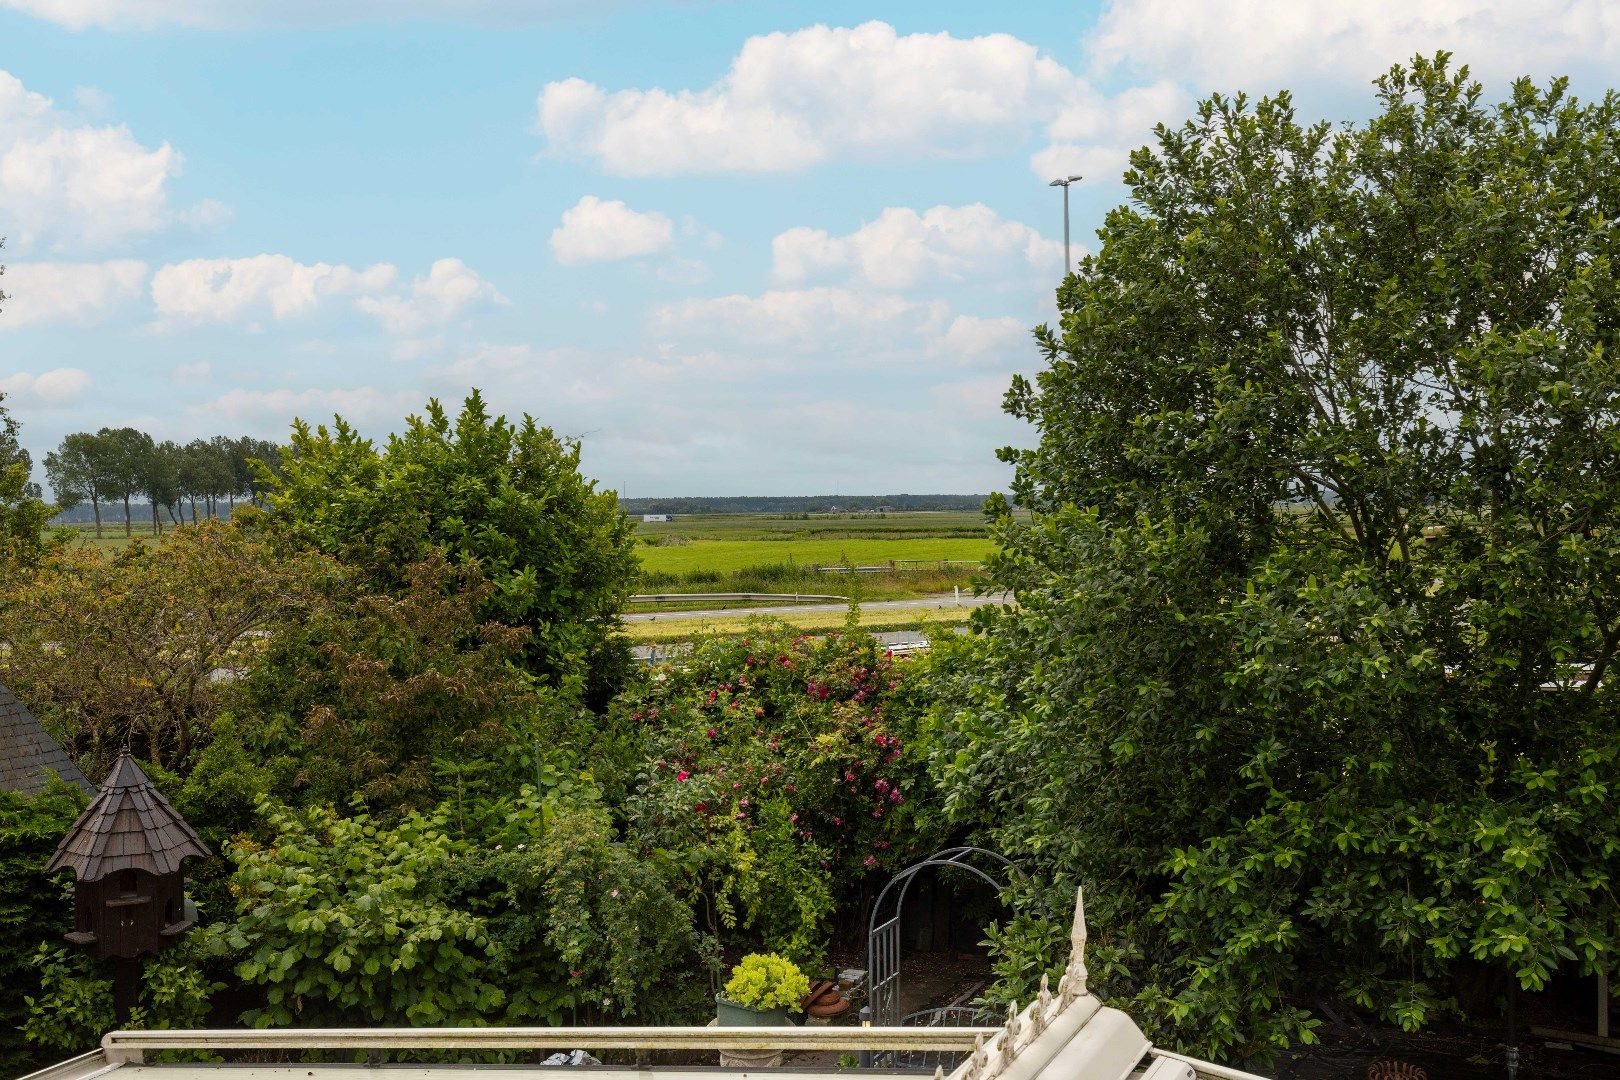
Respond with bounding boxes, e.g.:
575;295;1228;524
620;592;1009;623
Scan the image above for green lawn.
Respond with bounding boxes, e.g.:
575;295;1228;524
635;536;993;576
633;510;990;542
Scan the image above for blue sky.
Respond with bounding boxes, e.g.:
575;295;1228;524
2;1;1617;496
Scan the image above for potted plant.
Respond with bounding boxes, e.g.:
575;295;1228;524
716;953;810;1026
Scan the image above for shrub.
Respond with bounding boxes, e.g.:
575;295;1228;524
722;953;809;1012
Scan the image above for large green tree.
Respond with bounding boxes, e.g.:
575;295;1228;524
938;57;1620;1062
258;391;638;697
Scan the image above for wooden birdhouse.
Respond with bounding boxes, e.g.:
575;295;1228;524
46;752;210;961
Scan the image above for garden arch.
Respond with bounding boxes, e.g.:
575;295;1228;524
865;846;1017;1026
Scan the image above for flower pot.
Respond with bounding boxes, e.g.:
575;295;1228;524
716;993;790;1027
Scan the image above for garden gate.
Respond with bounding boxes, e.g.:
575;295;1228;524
865;846;1016;1028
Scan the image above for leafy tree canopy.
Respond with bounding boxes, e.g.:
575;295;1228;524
0;392;54;563
258;390;638;698
940;56;1620;1062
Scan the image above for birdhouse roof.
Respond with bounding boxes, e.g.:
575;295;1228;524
0;680;93;797
46;752;210;881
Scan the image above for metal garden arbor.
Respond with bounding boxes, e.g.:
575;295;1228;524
865;846;1017;1027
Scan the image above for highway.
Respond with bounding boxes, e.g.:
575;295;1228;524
620;591;1009;623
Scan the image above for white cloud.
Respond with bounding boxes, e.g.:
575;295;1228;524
773;204;1061;289
0;0;643;29
171;361;210;379
651;286;950;353
0;367;92;407
1088;0;1620;94
190;385;422;427
0;69;195;252
1032;79;1186;183
549;196;674;265
148;254;501;334
0;259;147;328
536;21;1079;175
150;254;396;324
932;315;1027;363
356;257;505;335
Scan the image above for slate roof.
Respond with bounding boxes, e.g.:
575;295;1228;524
0;680;93;796
46;751;210;882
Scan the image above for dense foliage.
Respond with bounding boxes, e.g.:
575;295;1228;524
0;522;328;776
258;391;638;699
0;390;55;564
613;622;946;963
0;783;86;1072
941;57;1620;1062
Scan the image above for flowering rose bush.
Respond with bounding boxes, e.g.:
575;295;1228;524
616;620;945;963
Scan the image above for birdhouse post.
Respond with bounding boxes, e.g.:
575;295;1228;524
46;752;211;1024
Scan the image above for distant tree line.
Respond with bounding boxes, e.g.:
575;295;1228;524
618;493;989;515
44;432;284;538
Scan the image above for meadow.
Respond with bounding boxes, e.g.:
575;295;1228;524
631;511;997;601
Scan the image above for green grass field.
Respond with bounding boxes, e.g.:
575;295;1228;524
630;511;998;602
635;536;992;575
633;509;989;542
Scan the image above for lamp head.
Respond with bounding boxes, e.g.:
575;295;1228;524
1048;178;1064;187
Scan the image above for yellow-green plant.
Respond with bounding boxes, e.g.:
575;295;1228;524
721;953;808;1012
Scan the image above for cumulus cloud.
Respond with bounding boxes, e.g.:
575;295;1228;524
0;367;92;407
0;69;196;251
535;21;1079;175
651;287;950;352
149;254;500;333
356;257;506;335
0;259;147;328
1088;0;1620;94
150;254;397;324
549;196;674;265
932;315;1028;364
772;204;1061;289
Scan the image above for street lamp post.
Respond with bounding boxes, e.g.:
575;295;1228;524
1048;175;1083;273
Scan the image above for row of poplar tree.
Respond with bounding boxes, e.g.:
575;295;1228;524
43;431;283;538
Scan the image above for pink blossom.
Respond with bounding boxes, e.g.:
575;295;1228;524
707;727;718;739
864;855;877;867
677;770;690;781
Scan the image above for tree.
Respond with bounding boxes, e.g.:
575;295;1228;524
45;434;109;538
231;436;282;508
142;440;180;535
95;427;151;538
228;552;538;813
0;521;327;774
258;391;639;699
939;57;1620;1062
1;394;53;563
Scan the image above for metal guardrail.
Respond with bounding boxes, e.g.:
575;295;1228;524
98;1026;1003;1063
